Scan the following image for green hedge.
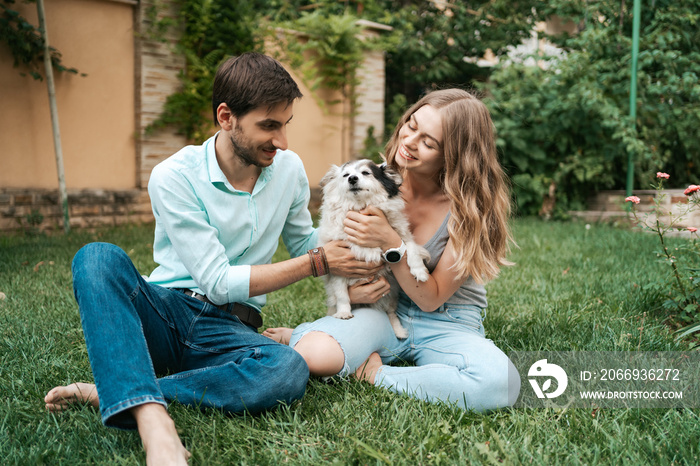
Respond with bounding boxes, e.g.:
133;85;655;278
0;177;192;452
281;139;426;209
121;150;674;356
482;0;700;216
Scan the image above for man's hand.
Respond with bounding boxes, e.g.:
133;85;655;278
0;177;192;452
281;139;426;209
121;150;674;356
323;240;384;278
348;276;391;304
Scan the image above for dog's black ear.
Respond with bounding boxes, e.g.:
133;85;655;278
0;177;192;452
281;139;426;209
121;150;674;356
381;163;403;186
370;162;402;198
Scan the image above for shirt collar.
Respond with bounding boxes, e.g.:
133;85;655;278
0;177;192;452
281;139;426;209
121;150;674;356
206;132;276;194
206;133;228;185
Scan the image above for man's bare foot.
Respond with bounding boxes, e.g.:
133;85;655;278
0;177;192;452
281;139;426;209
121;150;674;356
44;382;100;412
262;327;293;345
133;403;191;466
354;352;383;384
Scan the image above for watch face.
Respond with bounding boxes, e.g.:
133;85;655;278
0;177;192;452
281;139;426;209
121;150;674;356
385;250;401;263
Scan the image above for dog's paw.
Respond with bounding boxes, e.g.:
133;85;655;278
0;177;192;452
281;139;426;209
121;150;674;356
410;267;430;282
406;243;431;282
331;311;354;320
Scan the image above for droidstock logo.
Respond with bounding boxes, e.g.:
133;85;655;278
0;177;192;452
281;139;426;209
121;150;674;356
528;359;568;399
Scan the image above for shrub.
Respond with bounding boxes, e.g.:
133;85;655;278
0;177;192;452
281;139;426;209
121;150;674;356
481;0;700;216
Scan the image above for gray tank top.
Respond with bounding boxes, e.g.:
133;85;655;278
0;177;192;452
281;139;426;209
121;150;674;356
421;214;488;309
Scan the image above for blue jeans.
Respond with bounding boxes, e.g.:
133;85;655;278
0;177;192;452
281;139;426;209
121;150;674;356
72;243;309;429
290;293;520;412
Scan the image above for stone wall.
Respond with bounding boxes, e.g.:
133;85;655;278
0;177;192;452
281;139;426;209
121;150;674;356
0;188;153;232
350;21;392;159
570;189;700;238
135;0;188;191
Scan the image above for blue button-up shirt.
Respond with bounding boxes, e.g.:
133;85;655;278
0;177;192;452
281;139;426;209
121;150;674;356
146;133;319;311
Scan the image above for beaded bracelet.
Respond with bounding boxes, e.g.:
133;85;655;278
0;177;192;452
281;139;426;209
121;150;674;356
307;247;329;277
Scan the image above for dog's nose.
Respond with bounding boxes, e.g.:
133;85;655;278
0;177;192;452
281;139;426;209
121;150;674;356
348;175;358;185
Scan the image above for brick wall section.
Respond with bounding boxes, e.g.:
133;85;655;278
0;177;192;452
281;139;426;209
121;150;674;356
135;0;188;190
351;22;391;159
0;188;153;231
351;48;386;158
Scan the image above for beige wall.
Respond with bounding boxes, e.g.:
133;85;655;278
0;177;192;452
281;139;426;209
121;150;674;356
0;2;387;231
0;0;135;190
283;70;348;187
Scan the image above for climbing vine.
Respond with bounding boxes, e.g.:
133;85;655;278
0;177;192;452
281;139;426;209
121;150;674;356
265;11;392;105
144;0;263;141
145;1;393;141
0;0;81;80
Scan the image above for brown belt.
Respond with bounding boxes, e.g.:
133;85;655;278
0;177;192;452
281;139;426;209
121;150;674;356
179;289;263;329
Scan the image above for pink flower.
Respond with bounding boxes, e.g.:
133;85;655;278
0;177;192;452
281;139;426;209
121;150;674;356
689;227;698;233
625;196;641;204
656;172;670;179
685;185;700;196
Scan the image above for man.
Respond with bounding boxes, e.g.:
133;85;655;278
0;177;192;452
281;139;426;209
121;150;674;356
44;53;381;465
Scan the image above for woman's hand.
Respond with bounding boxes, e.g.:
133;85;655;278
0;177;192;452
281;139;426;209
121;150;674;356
322;240;384;278
348;276;391;304
344;206;401;250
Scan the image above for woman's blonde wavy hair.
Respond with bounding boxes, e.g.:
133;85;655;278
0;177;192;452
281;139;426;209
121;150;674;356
384;89;513;283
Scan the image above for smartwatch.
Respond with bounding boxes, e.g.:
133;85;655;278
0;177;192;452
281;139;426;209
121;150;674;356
382;241;407;264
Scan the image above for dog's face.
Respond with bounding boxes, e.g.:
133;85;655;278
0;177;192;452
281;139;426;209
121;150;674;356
321;160;402;207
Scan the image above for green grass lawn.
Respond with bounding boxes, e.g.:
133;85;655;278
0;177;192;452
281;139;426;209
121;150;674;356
1;219;698;464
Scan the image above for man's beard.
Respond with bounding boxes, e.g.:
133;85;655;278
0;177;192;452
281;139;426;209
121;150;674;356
229;124;275;168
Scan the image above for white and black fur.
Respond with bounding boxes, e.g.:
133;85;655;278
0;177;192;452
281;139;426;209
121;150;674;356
318;159;430;339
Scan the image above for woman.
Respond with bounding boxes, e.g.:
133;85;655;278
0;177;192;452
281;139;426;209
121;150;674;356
264;89;521;411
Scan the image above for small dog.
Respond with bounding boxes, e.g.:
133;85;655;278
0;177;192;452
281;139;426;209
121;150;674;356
318;159;430;339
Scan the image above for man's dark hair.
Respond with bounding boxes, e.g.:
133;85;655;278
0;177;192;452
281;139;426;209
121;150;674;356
212;52;303;124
